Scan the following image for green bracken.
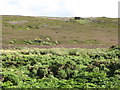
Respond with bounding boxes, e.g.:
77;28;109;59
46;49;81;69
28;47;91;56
1;46;120;88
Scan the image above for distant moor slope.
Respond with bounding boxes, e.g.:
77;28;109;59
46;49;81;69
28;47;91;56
2;15;118;48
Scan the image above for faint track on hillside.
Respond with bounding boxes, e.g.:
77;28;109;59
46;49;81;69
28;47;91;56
2;44;112;49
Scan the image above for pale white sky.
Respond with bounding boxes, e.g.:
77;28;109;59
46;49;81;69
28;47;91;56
0;0;119;18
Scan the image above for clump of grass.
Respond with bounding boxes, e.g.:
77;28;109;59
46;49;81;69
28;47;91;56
46;48;68;55
9;39;59;46
69;40;79;44
9;41;15;44
67;49;78;55
83;40;101;44
75;19;89;24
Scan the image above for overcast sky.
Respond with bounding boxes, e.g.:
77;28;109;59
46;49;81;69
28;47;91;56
0;0;119;18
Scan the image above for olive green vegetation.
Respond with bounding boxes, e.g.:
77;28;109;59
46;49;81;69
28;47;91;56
2;15;118;47
1;46;120;88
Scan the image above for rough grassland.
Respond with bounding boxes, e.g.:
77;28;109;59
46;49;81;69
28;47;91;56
2;15;118;48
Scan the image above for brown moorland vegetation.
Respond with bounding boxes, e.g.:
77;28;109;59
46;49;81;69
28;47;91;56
2;15;118;48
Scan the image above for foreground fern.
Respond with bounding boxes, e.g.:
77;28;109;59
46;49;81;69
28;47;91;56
1;46;120;88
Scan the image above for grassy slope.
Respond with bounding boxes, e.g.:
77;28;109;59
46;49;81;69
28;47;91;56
2;15;118;48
